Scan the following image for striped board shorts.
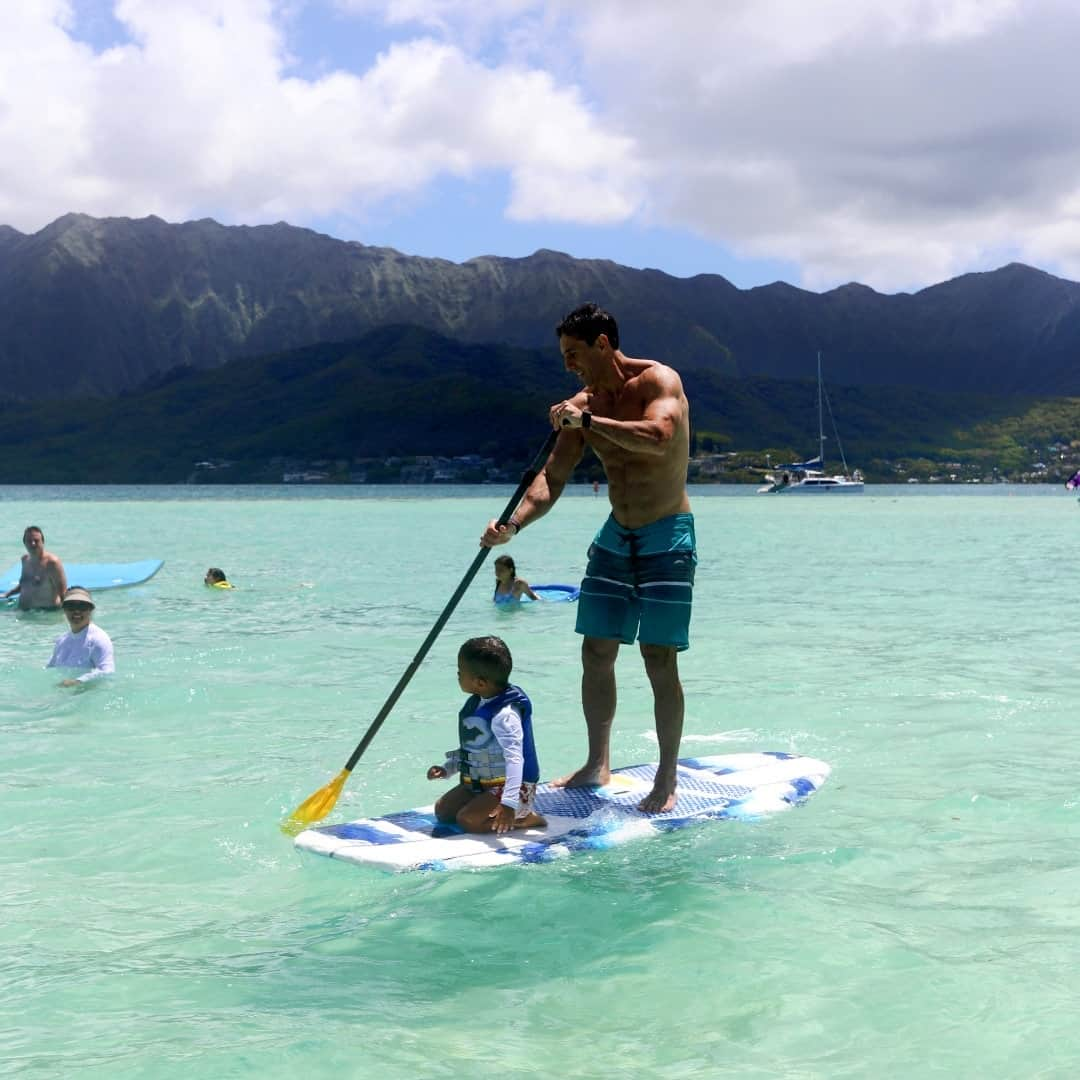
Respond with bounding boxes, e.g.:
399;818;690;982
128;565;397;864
575;512;697;651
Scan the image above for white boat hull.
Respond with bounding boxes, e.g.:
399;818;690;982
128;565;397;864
759;475;864;494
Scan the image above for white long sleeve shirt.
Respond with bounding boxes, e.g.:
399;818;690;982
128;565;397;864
47;623;115;683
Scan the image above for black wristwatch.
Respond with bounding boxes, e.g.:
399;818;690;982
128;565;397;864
581;410;592;429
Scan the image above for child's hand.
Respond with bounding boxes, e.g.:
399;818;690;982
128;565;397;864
489;804;516;834
427;765;448;780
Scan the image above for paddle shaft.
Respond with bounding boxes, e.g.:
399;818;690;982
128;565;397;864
341;430;558;773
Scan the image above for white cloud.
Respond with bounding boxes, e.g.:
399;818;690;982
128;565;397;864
0;0;640;232
550;0;1080;289
4;0;1080;289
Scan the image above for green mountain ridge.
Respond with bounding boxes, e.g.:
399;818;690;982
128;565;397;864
0;325;1075;484
4;213;1080;401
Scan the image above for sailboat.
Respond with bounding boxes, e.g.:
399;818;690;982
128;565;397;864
757;352;864;494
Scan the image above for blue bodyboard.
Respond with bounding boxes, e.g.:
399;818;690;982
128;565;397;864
2;558;163;595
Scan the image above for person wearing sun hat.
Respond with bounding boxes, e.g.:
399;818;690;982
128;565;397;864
46;587;115;686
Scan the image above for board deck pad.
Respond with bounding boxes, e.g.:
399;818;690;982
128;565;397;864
2;558;163;595
294;751;830;872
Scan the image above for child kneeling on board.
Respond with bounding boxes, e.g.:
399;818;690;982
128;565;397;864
427;635;546;834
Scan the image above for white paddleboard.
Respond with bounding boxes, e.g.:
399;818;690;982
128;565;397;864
294;751;830;873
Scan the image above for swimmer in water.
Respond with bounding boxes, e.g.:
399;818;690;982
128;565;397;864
2;526;67;610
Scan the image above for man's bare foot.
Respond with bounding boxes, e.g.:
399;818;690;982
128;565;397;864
512;812;547;830
551;764;611;789
638;782;677;814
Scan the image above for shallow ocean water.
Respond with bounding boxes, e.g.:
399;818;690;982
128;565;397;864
3;483;1080;1078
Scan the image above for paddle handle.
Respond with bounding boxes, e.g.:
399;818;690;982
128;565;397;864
341;430;558;772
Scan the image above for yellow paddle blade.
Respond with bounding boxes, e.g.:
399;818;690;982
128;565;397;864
280;768;351;836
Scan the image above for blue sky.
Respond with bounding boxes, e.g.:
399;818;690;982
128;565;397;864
1;1;1077;292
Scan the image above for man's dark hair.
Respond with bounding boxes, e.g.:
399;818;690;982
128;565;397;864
23;526;43;542
556;302;620;350
459;635;513;686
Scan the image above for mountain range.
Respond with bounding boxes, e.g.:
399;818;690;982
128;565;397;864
4;213;1080;402
2;324;1073;484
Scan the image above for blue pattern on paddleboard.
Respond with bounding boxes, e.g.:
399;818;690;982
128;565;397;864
295;752;831;873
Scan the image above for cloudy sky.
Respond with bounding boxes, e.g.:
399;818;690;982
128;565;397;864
1;0;1077;291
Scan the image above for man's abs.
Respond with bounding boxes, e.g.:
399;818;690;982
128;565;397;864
598;452;690;529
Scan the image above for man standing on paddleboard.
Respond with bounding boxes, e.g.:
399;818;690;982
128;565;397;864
482;302;696;814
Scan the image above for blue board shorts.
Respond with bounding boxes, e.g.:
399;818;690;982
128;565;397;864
575;512;697;651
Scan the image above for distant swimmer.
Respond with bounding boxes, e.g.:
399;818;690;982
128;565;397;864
47;587;115;686
204;567;235;589
493;555;539;605
2;526;67;610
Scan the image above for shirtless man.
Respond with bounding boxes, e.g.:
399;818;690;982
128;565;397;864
2;526;68;610
482;303;696;813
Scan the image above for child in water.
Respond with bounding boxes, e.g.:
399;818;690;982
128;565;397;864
427;635;547;834
492;554;539;605
204;568;235;589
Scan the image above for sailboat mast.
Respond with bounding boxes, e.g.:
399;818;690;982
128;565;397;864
817;351;825;468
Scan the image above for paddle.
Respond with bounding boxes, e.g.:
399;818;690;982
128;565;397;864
282;430;559;835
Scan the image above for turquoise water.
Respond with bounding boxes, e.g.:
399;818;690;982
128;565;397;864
3;484;1080;1078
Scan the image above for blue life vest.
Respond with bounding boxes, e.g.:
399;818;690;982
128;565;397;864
457;684;539;788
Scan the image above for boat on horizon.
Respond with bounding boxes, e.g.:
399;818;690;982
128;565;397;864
757;353;864;494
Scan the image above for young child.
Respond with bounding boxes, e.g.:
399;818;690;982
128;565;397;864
46;587;115;686
427;635;546;834
492;554;539;605
204;567;235;589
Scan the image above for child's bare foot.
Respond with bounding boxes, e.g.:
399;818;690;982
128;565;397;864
512;812;547;830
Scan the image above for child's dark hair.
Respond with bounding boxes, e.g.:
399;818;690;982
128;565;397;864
459;635;512;687
555;302;620;350
206;567;227;583
494;554;516;576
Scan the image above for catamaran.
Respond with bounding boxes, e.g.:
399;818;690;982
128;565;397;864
757;353;864;494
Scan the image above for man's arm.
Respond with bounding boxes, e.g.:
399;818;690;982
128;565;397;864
51;557;68;598
481;430;584;546
3;555;26;599
556;367;684;457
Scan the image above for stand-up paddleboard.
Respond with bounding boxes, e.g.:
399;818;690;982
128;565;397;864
2;558;164;595
294;751;830;873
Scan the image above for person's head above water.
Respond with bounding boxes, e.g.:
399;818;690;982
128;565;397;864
61;586;95;629
204;567;231;588
494;554;517;582
23;525;45;552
